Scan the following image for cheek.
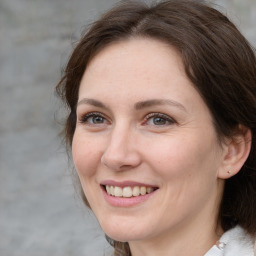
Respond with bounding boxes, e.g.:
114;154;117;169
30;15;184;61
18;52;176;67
72;132;103;177
146;132;219;180
146;135;221;216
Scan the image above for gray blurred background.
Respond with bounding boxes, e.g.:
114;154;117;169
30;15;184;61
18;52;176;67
0;0;255;256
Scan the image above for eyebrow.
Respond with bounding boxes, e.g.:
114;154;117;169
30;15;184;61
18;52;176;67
77;98;186;112
135;99;186;111
77;98;109;110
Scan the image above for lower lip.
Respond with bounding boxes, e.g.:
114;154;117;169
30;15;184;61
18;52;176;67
101;187;157;207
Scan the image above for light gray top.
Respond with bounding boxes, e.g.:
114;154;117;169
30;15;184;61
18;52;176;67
205;226;255;256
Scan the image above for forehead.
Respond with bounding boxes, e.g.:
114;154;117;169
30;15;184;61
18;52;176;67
79;38;191;97
87;37;182;69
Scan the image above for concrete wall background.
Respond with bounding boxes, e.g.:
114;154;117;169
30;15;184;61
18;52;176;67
0;1;255;256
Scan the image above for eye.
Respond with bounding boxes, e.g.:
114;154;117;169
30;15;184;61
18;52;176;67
79;112;108;125
143;113;175;126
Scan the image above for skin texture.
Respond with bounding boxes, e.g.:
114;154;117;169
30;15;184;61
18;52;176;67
72;38;235;256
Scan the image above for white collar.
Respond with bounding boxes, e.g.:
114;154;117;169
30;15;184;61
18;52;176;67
204;226;255;256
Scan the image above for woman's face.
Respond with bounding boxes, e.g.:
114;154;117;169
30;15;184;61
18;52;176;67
72;38;226;243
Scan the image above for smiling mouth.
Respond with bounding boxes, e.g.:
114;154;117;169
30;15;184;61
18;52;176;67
103;185;158;198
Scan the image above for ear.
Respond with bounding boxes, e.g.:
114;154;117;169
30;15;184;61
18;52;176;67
218;126;252;179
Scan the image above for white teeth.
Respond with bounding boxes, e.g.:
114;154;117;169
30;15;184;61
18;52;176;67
123;187;132;197
147;187;154;193
110;186;114;196
105;185;155;197
132;186;140;196
106;185;110;194
114;186;123;197
140;186;146;195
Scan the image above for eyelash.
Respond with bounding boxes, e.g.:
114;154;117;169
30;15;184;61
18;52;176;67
78;112;176;126
79;112;108;125
143;112;176;126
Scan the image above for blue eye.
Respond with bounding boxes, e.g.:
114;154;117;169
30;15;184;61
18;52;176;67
145;113;175;126
88;116;106;124
151;117;168;125
80;112;108;124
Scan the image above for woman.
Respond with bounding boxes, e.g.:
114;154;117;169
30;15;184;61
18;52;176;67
56;0;256;255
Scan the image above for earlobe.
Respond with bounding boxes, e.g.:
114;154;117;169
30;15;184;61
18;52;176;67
218;126;252;179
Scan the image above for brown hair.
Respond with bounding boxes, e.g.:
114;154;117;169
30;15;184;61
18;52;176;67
56;0;256;255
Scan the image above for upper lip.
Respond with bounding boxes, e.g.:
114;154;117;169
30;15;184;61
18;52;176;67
100;180;158;188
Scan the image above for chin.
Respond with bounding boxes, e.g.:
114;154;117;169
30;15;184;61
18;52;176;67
105;230;144;243
98;217;150;242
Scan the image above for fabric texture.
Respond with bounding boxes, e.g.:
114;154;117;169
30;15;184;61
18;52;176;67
205;226;255;256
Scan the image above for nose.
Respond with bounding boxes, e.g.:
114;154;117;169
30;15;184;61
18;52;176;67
101;125;141;171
